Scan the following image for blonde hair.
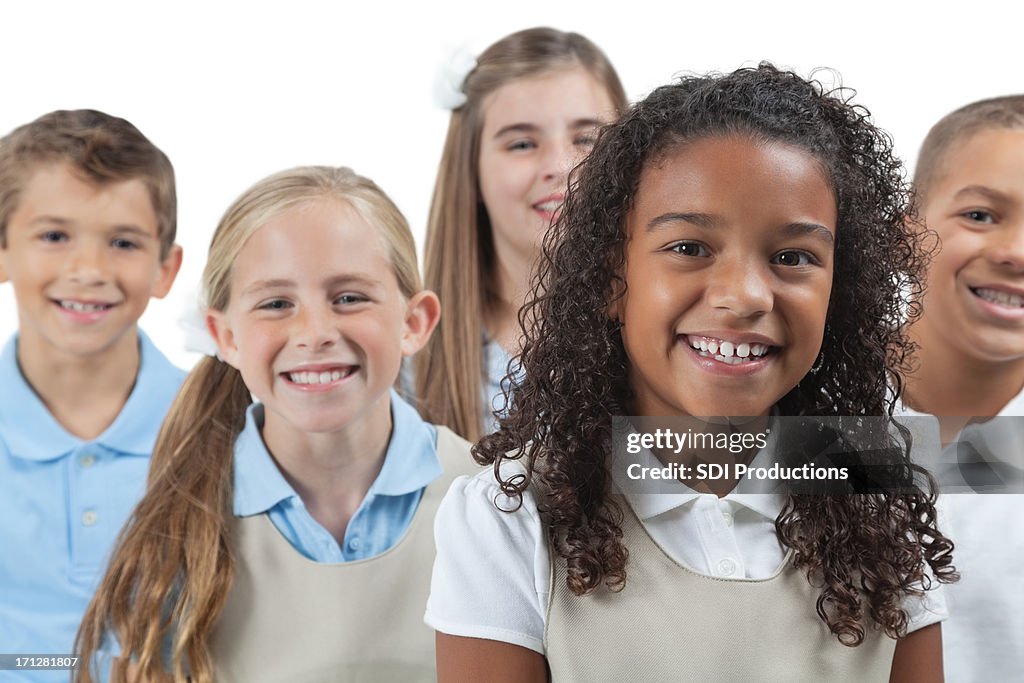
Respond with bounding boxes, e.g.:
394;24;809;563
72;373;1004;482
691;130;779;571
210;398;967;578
416;27;628;442
75;166;420;683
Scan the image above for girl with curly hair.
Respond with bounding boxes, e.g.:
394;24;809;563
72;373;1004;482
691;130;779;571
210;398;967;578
415;27;627;442
425;64;956;681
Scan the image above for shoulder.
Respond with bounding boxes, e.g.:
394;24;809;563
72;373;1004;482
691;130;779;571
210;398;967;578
902;569;948;634
138;329;187;382
433;426;475;467
435;459;544;544
426;459;550;654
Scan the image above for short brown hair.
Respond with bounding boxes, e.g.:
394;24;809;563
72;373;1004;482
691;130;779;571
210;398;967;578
0;109;176;257
914;95;1024;204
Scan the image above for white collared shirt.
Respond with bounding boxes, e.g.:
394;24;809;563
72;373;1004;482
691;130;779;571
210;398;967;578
426;452;947;655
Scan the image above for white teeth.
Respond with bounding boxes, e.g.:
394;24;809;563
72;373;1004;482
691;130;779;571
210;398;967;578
60;300;111;312
974;287;1024;308
534;200;562;212
288;369;349;385
686;336;773;363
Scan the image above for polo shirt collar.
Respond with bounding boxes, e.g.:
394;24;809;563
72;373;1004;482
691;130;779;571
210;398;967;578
621;420;787;523
233;390;442;517
0;330;183;461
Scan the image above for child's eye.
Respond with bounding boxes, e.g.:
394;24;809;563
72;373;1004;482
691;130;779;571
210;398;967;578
962;209;996;224
507;139;537;152
667;242;710;257
771;250;817;267
334;294;367;305
40;230;68;243
111;238;139;250
573;133;597;148
258;299;292;311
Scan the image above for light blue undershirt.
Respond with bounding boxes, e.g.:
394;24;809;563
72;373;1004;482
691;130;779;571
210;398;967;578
0;331;185;683
232;389;441;562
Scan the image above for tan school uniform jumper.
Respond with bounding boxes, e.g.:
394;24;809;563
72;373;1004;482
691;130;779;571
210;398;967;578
545;496;897;683
210;426;475;683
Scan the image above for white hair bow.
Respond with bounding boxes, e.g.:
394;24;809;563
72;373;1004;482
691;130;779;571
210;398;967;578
433;44;477;110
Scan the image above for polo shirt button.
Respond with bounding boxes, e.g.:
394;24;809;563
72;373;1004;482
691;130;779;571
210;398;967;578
348;537;361;550
81;453;97;468
717;558;737;577
82;510;99;526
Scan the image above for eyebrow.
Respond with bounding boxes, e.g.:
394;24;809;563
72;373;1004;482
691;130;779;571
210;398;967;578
110;225;157;239
954;184;1011;203
28;215;71;227
647;212;835;245
240;274;383;297
492;118;606;139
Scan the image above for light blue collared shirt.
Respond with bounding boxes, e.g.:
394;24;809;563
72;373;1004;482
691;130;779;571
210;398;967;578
0;331;185;681
233;390;441;562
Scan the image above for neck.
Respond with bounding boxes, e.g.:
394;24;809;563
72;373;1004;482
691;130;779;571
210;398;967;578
646;415;770;498
486;243;534;352
905;319;1024;442
261;393;393;546
17;328;140;440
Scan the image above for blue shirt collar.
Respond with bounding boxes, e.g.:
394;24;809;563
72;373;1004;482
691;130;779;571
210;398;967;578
0;330;184;461
233;390;442;516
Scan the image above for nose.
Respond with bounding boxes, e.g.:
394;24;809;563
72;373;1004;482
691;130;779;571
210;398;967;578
984;223;1024;271
541;137;576;183
66;240;109;286
705;257;774;319
293;303;341;350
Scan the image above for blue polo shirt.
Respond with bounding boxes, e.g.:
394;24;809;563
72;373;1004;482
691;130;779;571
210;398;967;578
233;390;442;562
0;331;185;681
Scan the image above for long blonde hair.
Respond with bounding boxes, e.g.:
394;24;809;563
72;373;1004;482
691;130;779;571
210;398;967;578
75;166;421;683
415;27;628;442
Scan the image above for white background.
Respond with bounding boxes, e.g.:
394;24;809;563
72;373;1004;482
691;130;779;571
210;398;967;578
1;0;1020;370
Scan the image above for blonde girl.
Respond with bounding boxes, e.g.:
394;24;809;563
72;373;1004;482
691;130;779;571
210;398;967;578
416;27;628;441
76;166;473;682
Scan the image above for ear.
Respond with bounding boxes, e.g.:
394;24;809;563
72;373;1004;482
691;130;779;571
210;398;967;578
400;290;441;357
0;236;9;284
151;244;183;299
206;309;241;369
606;272;626;324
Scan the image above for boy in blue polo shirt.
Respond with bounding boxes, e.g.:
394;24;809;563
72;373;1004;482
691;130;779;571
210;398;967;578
0;110;184;678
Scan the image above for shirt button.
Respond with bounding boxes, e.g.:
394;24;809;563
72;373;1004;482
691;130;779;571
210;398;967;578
717;558;737;577
348;537;361;550
82;510;99;526
721;511;734;527
81;453;97;468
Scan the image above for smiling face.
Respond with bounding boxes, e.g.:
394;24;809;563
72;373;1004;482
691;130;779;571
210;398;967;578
0;162;181;363
207;198;436;442
617;135;837;418
916;128;1024;363
477;65;617;267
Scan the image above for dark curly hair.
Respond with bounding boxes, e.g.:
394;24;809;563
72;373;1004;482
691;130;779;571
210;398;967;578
476;63;956;646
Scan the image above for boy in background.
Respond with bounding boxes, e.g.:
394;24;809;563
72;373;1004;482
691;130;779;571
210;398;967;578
903;95;1024;680
0;110;183;679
